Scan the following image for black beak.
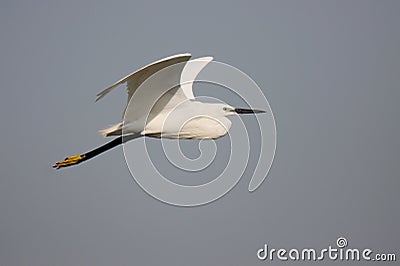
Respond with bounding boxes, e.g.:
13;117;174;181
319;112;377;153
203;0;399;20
234;108;266;114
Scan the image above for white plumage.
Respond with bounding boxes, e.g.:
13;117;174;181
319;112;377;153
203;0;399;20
97;53;234;139
53;53;264;169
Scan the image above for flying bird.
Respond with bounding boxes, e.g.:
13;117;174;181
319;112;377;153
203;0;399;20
53;53;265;169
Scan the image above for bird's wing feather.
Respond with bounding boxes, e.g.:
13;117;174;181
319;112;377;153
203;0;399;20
150;56;214;113
95;53;213;133
180;56;213;99
123;56;214;126
95;53;192;102
121;55;193;127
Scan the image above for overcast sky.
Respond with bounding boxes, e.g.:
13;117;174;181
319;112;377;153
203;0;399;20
1;1;399;265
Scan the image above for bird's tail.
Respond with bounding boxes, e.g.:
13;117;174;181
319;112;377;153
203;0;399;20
99;122;123;137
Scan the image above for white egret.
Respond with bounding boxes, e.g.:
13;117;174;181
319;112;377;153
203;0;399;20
53;53;265;169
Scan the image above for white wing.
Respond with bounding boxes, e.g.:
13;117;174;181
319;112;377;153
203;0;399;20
149;56;214;115
96;53;192;103
96;53;213;134
180;56;213;99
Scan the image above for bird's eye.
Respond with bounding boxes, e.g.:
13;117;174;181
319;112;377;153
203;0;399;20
223;107;228;111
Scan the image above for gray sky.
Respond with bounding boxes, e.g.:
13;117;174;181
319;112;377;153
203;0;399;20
1;1;399;265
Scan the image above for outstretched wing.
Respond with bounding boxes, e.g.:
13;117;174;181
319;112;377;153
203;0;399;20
95;53;192;102
144;56;214;117
96;53;213;133
122;56;214;127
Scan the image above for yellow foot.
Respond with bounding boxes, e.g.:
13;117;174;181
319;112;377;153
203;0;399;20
53;154;85;169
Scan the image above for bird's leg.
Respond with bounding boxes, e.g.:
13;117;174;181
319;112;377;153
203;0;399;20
52;133;141;169
53;154;86;169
